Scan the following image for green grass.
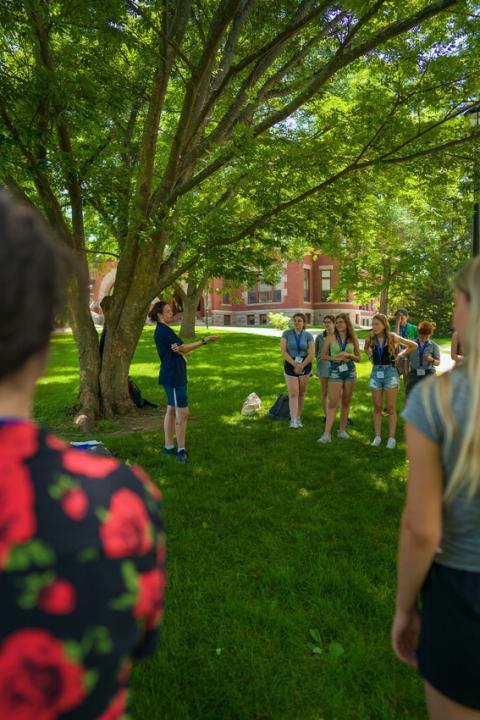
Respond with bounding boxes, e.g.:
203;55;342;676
35;329;425;720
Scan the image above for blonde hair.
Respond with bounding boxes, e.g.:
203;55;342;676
369;313;396;356
436;258;480;502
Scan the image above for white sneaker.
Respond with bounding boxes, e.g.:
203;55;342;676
289;418;299;428
317;433;331;444
386;437;396;449
297;417;303;427
337;430;351;440
371;436;381;447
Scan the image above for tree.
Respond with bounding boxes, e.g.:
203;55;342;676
1;0;479;423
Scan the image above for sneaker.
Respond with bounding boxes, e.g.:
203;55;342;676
289;418;298;428
337;430;351;440
371;436;382;447
346;418;354;426
382;410;389;417
297;417;303;428
317;433;331;444
162;446;176;456
176;449;189;463
386;438;396;450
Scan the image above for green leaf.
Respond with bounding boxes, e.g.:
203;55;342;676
77;548;99;562
63;640;83;663
110;593;136;611
309;629;321;643
6;540;55;572
328;642;345;658
84;669;99;692
312;646;323;655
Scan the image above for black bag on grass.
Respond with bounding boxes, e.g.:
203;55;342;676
128;377;158;409
268;393;290;420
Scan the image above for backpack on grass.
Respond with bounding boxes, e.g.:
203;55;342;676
128;377;158;409
268;393;290;420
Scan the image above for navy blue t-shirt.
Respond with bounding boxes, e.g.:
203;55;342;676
154;322;187;386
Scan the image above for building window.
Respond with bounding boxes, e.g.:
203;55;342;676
247;314;255;325
247;289;257;304
259;314;268;325
223;314;231;325
274;286;282;303
222;291;230;304
305;313;311;324
321;270;331;302
304;269;311;301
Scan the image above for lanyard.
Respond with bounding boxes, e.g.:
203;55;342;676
293;330;304;354
400;325;407;338
336;332;348;352
417;339;429;366
375;335;386;359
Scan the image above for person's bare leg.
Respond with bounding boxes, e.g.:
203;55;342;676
297;375;310;417
164;406;176;446
425;681;480;720
372;390;383;437
339;381;354;432
325;383;342;435
175;407;189;448
320;377;328;417
385;387;398;439
285;375;300;421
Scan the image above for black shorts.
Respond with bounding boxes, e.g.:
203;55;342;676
284;361;312;377
406;370;434;397
418;562;480;709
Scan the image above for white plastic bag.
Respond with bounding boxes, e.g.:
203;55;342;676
241;392;262;415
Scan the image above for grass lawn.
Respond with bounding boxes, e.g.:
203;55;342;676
35;329;425;720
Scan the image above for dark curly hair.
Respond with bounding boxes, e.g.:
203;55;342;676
0;190;75;381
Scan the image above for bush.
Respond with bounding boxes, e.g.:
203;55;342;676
268;312;291;330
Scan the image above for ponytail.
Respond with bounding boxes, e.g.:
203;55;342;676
148;301;168;323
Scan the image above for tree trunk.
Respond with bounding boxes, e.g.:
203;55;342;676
379;258;391;315
180;295;198;337
180;283;205;337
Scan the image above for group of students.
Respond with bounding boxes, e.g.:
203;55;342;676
2;187;480;720
281;308;442;449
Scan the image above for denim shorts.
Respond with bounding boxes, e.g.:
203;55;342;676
329;361;356;383
162;384;188;407
368;365;400;390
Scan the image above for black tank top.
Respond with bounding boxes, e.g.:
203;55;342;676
372;338;395;365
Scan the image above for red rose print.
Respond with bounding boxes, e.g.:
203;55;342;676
0;629;85;720
62;450;119;478
0;421;38;459
61;489;89;521
100;489;153;558
131;464;161;501
0;459;36;569
46;434;68;451
133;568;165;630
97;688;128;720
39;579;76;615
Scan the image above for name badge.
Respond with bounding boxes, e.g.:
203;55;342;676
376;370;385;379
417;368;426;376
339;363;348;372
295;356;303;364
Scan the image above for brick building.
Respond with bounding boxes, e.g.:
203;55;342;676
209;253;376;327
89;253;377;328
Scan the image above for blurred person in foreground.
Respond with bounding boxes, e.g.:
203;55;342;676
0;190;165;720
392;257;480;719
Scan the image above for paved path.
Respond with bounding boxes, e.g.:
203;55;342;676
208;325;455;374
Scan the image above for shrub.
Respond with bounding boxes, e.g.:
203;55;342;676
268;312;291;330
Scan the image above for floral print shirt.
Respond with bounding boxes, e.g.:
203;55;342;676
0;419;165;720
